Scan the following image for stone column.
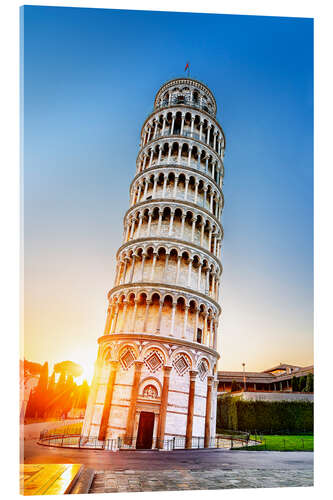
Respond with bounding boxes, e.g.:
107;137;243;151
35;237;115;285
162;175;167;197
157;144;162;164
121;258;129;284
125;221;130;241
168;210;175;236
191;216;197;242
173;175;179;198
147;210;152;235
150;252;157;281
120;300;129;332
203;312;208;344
170;302;176;336
194;308;199;341
143;178;149;198
200;222;205;246
137;215;143;238
180;113;185;135
103;304;113;335
157;211;163;234
197;262;202;291
153;121;158;139
152;177;157;198
149;149;154;168
204;376;214;448
190;116;195;136
185;370;198;448
98;360;119;441
207;124;211;145
188;146;192;167
162;252;170;281
184;177;190;200
180;214;186;238
199;121;203;141
161;116;166;135
111;303;119;333
140;253;146;281
167;143;172;162
194;181;199;203
208;228;212;251
176;255;181;284
156;298;164;333
203;186;207;209
197;149;202;169
129;255;136;282
131;299;139;332
205;268;210;294
171;115;175;135
156;365;172;448
143;299;152;331
210;192;214;212
137;183;142;203
183;304;189;339
125;361;144;440
187;257;193;286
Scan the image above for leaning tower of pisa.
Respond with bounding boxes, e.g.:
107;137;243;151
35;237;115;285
82;77;225;449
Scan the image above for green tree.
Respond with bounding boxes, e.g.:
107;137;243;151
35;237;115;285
305;373;314;393
299;376;307;392
30;361;48;418
291;376;299;392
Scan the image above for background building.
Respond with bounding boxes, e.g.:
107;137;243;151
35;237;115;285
82;77;225;449
217;362;314;395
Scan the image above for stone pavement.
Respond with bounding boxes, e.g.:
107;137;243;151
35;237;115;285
90;467;314;493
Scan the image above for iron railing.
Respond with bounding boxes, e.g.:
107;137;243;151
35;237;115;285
38;429;253;451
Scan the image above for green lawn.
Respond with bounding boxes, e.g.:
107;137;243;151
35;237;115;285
242;434;313;451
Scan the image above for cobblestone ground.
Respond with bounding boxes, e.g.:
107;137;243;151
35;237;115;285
90;467;313;493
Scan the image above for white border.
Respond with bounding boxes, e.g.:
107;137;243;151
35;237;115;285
1;1;331;499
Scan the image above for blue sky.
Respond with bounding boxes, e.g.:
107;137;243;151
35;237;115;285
22;6;313;377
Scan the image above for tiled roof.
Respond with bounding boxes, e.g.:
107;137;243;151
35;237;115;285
217;364;314;383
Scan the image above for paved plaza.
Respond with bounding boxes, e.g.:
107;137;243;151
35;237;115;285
90;467;313;493
23;437;313;493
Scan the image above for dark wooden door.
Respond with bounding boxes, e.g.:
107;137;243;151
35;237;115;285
136;412;155;449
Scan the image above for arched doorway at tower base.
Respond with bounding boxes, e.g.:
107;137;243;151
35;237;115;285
136;411;155;449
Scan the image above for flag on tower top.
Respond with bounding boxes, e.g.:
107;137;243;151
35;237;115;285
184;62;189;71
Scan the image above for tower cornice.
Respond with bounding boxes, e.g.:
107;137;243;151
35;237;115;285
107;282;222;314
116;236;223;273
138;133;224;168
131;164;224;197
98;333;220;360
124;198;224;235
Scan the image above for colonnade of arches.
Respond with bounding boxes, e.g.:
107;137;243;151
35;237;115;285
130;169;223;218
114;244;221;301
100;339;214;380
141;111;223;158
138;137;223;186
154;83;216;117
104;289;219;350
123;204;223;258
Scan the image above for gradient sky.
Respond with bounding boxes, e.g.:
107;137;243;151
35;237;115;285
22;6;313;382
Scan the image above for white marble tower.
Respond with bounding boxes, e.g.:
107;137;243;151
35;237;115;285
82;77;225;449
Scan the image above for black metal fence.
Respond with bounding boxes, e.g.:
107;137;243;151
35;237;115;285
38;429;253;451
